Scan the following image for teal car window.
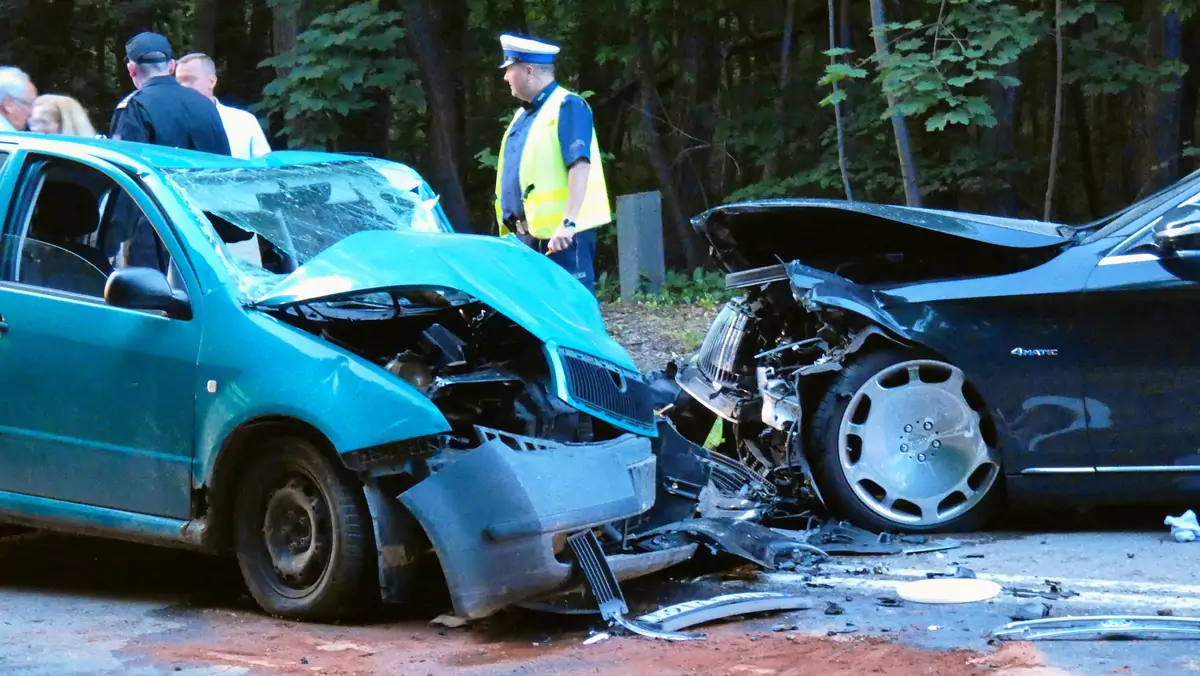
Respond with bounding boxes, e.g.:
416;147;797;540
162;159;452;275
1;157;179;302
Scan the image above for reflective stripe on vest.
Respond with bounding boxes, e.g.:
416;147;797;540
494;86;612;239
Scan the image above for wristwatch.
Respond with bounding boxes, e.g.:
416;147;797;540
562;218;576;230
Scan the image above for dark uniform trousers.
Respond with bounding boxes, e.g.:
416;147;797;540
515;229;598;294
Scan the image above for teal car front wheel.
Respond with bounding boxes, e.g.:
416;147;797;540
233;435;376;622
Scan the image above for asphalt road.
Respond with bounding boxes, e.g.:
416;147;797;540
1;506;1198;675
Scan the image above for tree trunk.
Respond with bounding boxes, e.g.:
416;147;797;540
981;62;1017;216
212;0;251;104
828;0;854;201
1133;0;1182;198
269;0;301;77
1179;16;1200;175
867;0;920;206
507;0;528;35
838;0;858;167
761;0;794;183
1154;9;1183;187
1044;0;1064;221
401;0;472;233
1071;83;1100;220
192;0;217;57
675;7;719;217
632;11;700;270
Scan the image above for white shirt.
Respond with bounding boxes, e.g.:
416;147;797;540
215;100;270;159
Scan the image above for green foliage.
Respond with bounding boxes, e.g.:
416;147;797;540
596;268;734;308
474;147;499;170
1064;1;1189;96
828;0;1043;132
1165;0;1200;20
257;1;419;150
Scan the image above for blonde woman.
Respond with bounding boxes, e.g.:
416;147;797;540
28;94;96;136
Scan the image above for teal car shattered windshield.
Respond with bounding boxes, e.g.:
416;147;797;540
161;158;452;289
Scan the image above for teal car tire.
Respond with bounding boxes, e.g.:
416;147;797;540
233;435;376;622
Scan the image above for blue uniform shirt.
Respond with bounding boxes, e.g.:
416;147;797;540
499;81;594;223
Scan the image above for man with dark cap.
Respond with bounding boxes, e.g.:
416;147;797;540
109;31;231;155
106;32;231;270
493;34;611;295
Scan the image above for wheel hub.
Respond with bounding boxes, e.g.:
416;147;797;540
837;359;1000;527
263;478;329;588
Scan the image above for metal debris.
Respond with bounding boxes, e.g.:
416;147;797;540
902;540;962;555
567;530;703;642
1011;602;1054;622
582;633;611;645
1008;580;1079;600
993;615;1200;641
634;592;812;633
429;614;468;629
925;566;977;580
637;517;828;570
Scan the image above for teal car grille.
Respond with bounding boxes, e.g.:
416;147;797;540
557;349;656;433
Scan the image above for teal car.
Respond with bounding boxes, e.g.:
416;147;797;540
0;134;696;622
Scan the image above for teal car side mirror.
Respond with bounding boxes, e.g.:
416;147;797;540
104;267;192;320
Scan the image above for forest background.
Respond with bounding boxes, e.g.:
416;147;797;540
4;0;1196;298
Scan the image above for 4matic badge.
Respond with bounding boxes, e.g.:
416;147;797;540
1011;347;1059;357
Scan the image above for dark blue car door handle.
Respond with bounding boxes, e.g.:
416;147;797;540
0;315;8;335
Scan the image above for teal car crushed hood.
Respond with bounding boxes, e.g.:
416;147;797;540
248;229;636;372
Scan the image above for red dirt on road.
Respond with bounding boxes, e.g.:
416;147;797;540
131;609;1055;676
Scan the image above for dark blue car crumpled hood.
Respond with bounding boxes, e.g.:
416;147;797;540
692;198;1071;275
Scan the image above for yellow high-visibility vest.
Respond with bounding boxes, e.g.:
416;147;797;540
494;85;612;239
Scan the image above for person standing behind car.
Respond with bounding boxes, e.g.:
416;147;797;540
28;94;96;136
175;52;271;159
109;32;231;156
0;66;37;132
107;32;231;270
493;34;612;295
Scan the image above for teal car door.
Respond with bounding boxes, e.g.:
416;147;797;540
0;150;201;519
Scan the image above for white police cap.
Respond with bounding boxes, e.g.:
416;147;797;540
499;34;560;68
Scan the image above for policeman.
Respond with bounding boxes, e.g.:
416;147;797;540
494;34;611;294
109;32;231;155
104;32;233;270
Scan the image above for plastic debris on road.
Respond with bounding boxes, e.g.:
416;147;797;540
1165;510;1200;542
896;578;1002;604
993;615;1200;641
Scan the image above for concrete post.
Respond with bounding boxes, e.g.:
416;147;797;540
616;191;665;301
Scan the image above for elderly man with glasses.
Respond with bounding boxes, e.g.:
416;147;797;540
0;66;37;132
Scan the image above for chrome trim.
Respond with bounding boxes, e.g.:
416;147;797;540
675;364;740;422
1097;252;1159;266
543;344;571;402
1103;216;1161;259
1096;465;1200;473
1021;467;1096;475
1022;465;1200;475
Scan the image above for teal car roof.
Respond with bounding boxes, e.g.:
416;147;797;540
0;131;368;170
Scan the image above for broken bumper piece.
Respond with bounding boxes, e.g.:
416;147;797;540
397;428;686;620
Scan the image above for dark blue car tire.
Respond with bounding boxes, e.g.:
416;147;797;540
233;435;376;622
807;350;1004;534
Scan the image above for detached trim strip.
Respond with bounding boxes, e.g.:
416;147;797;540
1096;465;1200;473
1021;467;1096;474
1022;465;1200;475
